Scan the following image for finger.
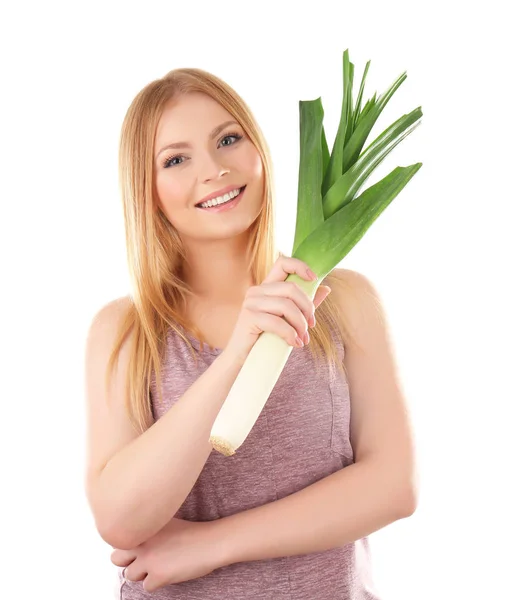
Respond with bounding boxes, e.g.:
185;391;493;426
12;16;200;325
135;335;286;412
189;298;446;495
248;295;309;342
263;255;316;285
111;549;137;567
143;575;160;593
125;562;147;583
314;286;331;310
250;282;315;328
247;311;305;348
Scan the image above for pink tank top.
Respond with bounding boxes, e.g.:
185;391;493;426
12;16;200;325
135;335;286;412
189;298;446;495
117;320;381;599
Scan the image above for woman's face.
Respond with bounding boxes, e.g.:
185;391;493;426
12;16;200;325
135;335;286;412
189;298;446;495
153;92;265;243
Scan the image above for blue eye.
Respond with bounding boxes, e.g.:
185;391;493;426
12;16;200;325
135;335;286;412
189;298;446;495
162;132;243;169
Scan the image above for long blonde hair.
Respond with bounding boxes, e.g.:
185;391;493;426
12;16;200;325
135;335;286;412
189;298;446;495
106;67;359;435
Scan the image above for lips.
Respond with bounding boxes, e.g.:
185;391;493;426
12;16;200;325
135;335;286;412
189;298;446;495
195;186;245;208
195;185;244;207
195;185;246;212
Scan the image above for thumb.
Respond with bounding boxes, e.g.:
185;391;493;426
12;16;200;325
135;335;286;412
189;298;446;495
314;286;331;309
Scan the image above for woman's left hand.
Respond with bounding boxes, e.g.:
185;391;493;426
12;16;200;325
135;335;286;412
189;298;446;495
110;517;229;592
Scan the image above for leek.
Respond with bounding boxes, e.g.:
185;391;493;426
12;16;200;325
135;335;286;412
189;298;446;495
209;48;423;457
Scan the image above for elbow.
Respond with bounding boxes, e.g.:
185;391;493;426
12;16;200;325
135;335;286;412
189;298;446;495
97;511;158;550
396;483;418;518
93;496;173;549
391;456;419;518
98;520;137;551
371;456;418;519
90;499;142;550
87;479;144;550
93;504;138;550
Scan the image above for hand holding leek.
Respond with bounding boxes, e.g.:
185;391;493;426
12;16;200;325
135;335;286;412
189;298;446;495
211;256;331;457
210;48;423;456
223;255;331;364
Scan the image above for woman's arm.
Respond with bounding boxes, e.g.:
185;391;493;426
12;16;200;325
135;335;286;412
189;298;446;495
214;456;414;565
215;268;418;565
85;299;248;551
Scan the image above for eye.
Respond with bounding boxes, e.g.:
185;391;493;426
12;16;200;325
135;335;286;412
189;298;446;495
163;155;184;168
219;132;242;147
162;132;243;169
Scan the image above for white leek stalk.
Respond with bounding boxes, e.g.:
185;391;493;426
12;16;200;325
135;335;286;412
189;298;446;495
210;48;423;456
209;332;295;456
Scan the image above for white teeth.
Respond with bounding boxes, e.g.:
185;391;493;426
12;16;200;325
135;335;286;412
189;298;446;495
199;187;241;209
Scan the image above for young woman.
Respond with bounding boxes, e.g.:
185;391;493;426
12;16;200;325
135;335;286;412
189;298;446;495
84;67;417;599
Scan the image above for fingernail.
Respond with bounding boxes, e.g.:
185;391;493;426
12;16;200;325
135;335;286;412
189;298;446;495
306;268;318;281
295;335;304;347
303;331;310;345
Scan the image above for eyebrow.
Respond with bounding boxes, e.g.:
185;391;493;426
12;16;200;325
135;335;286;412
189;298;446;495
155;120;239;160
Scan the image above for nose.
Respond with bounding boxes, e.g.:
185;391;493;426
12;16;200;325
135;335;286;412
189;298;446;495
199;150;230;183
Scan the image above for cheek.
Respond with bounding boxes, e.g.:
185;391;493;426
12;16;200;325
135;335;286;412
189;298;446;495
155;172;185;208
243;146;264;181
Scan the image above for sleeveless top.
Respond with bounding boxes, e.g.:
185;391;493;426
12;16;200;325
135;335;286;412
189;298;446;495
117;318;381;600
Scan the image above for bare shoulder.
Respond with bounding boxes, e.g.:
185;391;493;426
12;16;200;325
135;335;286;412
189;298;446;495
327;267;376;291
326;267;399;380
326;267;383;325
87;295;133;336
327;266;400;357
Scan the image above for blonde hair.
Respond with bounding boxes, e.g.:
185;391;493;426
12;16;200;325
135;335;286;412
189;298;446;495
106;67;359;435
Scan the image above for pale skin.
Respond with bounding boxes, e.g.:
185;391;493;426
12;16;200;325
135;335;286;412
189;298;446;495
154;91;264;305
111;93;418;592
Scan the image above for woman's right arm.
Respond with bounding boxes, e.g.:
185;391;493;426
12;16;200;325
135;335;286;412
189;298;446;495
84;297;246;551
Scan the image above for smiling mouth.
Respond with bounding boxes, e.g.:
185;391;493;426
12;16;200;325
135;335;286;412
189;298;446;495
195;186;246;209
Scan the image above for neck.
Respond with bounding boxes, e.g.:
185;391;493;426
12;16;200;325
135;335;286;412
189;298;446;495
181;236;255;304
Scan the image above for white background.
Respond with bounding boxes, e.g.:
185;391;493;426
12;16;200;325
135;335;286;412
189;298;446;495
1;1;514;598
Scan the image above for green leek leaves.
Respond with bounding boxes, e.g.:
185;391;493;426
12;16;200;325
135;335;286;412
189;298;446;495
290;48;423;279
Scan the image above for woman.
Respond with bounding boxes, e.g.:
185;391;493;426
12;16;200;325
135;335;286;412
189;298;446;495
84;67;417;599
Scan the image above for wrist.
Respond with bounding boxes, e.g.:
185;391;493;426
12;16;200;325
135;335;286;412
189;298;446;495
220;345;247;369
207;516;236;568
